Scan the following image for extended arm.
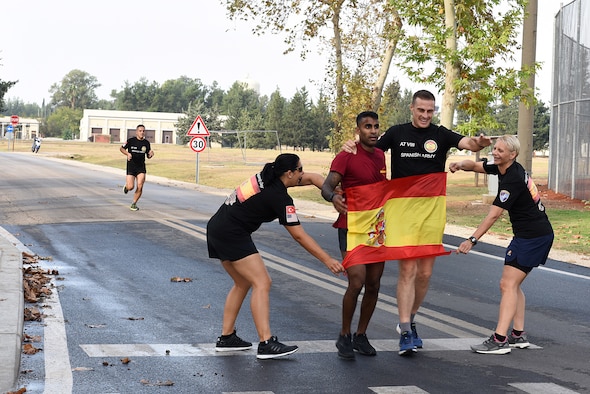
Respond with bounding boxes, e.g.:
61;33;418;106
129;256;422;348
298;172;324;188
458;133;492;152
449;159;486;174
285;224;345;274
456;205;504;254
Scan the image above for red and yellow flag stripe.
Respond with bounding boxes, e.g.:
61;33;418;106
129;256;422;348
343;172;451;268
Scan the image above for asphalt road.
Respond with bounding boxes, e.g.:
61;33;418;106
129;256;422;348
1;151;589;394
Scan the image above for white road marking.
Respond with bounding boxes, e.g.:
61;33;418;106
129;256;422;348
509;383;580;394
79;338;540;358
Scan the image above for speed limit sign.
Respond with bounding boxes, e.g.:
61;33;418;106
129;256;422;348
190;136;207;153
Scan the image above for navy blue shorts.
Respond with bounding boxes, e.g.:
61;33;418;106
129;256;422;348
505;233;554;273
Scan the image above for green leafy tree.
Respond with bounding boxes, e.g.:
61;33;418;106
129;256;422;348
394;0;533;133
282;88;313;150
46;107;83;138
380;83;412;128
224;0;402;153
222;82;262;131
113;78;160;111
175;102;223;145
309;93;333;151
49;69;100;110
152;76;208;112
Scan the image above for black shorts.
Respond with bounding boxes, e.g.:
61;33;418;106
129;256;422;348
338;228;347;252
206;213;258;262
126;162;146;176
504;232;554;273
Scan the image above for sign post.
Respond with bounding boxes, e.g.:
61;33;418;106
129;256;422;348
5;125;13;151
186;116;210;184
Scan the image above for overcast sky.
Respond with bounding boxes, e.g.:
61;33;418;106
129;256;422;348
2;0;565;107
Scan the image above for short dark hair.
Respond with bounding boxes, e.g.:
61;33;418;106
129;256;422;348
412;90;436;104
136;124;145;129
356;111;378;126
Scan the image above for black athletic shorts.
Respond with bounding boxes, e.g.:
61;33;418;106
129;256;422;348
206;214;258;262
126;162;146;176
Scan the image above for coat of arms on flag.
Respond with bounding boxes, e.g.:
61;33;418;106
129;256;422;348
343;172;451;268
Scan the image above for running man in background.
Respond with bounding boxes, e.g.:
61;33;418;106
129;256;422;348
120;124;154;211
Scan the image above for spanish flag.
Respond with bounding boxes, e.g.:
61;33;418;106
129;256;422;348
343;172;451;268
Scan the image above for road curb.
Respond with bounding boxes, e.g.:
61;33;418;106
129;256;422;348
0;228;24;394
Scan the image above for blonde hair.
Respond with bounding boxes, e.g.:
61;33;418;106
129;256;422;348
497;135;520;157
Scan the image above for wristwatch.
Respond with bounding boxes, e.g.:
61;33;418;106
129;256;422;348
468;236;478;246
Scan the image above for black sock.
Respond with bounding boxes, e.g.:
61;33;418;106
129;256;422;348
494;333;506;342
512;329;523;337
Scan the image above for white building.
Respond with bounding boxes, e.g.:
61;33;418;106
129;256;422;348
0;116;41;139
79;109;186;144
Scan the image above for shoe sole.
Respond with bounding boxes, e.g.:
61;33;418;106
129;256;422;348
471;347;511;354
509;343;530;349
130;207;138;211
337;350;355;359
215;346;252;352
398;348;418;356
353;348;376;356
256;347;299;359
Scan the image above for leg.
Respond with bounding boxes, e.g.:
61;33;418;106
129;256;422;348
397;259;418;325
133;173;146;203
341;264;365;335
125;174;136;193
223;253;272;342
412;257;436;315
356;262;384;334
495;265;527;336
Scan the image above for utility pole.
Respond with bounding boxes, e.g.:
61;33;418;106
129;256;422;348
517;0;538;174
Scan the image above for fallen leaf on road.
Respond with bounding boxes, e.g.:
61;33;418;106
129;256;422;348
23;343;42;355
170;277;192;282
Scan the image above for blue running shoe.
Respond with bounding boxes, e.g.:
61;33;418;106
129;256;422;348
398;330;417;356
397;323;423;349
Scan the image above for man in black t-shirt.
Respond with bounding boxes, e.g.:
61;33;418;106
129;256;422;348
120;124;154;211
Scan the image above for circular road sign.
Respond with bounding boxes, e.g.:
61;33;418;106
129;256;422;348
10;115;19;126
190;136;207;153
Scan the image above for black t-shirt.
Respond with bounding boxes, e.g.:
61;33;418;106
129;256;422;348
214;173;300;235
122;137;151;166
484;161;553;238
376;123;464;178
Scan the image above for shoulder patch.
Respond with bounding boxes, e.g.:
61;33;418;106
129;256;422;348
499;190;510;203
286;205;299;223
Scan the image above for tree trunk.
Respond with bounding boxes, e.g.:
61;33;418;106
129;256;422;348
331;0;345;153
371;10;402;111
440;0;459;130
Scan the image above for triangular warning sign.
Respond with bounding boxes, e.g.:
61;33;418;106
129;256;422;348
186;115;210;136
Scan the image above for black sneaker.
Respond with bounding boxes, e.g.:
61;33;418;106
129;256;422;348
508;332;530;349
215;330;252;352
336;333;355;359
123;185;129;194
471;334;511;354
256;336;298;359
353;333;376;356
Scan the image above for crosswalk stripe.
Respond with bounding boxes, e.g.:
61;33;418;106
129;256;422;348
79;338;541;358
508;382;580;394
369;387;428;394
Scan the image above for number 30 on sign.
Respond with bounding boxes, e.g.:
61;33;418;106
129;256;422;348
190;136;207;153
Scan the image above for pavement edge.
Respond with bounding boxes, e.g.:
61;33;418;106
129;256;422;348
0;227;25;393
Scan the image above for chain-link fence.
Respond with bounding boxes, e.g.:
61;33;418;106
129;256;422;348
549;0;590;201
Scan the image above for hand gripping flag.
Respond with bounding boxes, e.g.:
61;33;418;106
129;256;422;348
342;172;451;268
